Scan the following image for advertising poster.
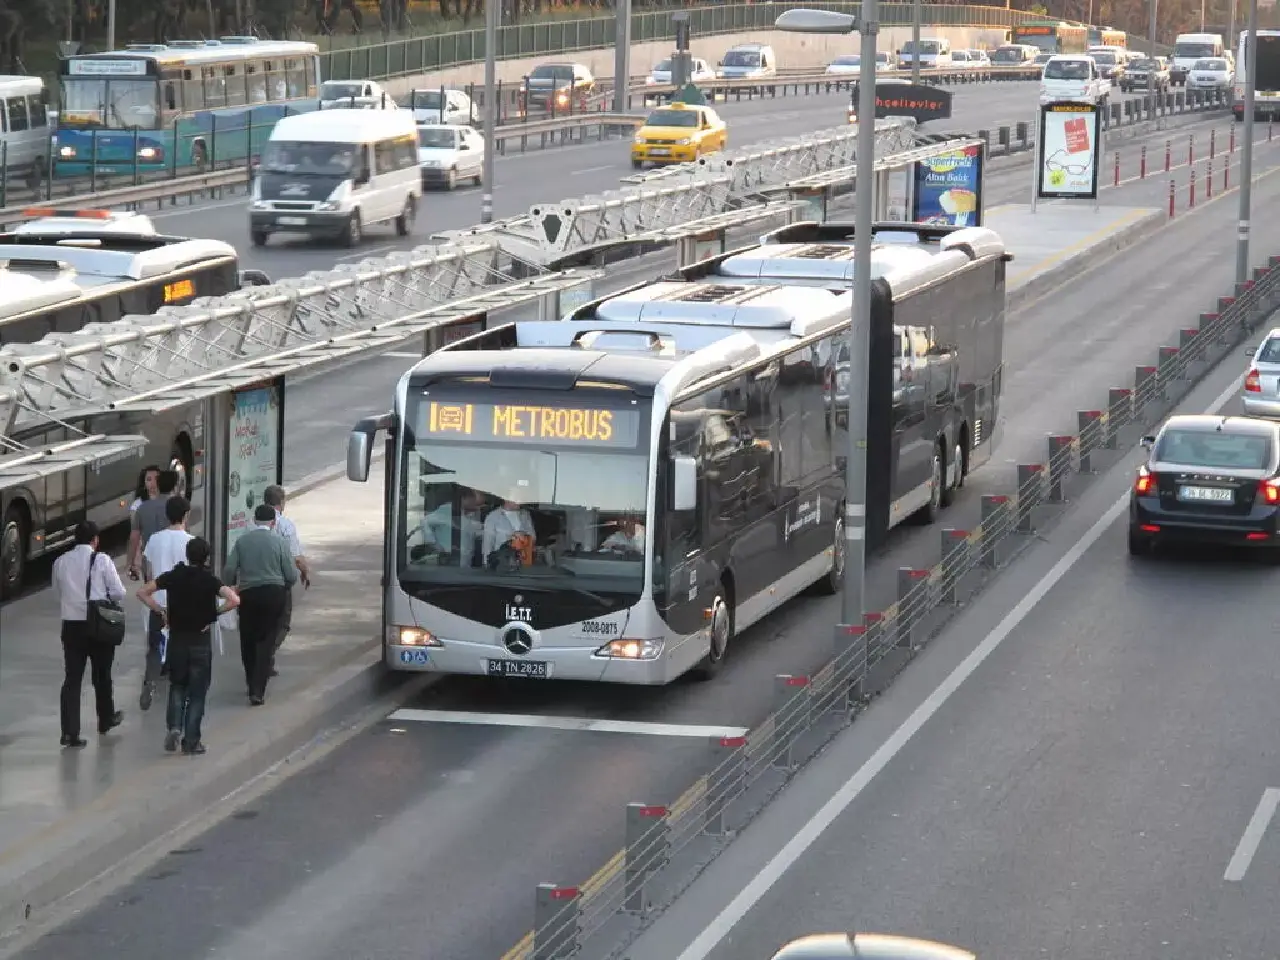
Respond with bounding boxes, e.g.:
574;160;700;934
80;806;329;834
224;380;283;554
883;168;911;221
912;144;983;226
1037;102;1101;200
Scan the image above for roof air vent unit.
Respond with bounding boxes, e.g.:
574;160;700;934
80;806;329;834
573;329;667;352
218;35;259;43
166;40;206;48
0;257;72;274
676;284;747;303
792;243;856;261
125;43;168;51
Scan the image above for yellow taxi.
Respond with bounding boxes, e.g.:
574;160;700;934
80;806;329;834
630;102;727;169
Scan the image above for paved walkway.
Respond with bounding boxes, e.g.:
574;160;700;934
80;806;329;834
0;201;1161;938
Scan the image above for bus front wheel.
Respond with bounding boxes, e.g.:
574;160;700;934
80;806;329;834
0;502;29;602
693;587;734;681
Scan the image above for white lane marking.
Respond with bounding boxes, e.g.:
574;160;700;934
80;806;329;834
1224;788;1280;882
334;243;393;262
150;196;246;218
387;708;748;739
382;351;422;358
574;163;616;174
672;371;1246;960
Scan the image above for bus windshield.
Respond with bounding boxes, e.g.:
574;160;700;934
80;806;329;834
398;397;650;596
59;78;159;129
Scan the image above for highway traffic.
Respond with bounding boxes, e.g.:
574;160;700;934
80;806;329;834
9;93;1276;960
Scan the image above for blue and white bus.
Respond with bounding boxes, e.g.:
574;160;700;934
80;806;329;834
55;37;320;177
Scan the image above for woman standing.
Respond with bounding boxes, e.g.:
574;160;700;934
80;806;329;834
129;465;161;635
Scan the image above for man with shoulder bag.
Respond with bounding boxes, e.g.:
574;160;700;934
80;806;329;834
51;522;127;748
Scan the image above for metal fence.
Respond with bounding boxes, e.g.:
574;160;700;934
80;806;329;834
497;255;1280;960
319;2;1042;81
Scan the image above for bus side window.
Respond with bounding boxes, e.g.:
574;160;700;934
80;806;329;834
6;97;28;132
203;67;226;108
163;82;177;112
0;100;7;133
284;58;305;99
305;59;318;97
223;64;247;107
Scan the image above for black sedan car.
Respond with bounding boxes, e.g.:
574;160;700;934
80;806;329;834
1129;414;1280;555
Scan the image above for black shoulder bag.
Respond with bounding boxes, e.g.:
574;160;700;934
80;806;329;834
85;550;127;646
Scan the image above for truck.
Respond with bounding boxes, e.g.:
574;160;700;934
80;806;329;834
1234;29;1280;120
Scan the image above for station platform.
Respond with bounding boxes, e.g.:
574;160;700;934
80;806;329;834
0;200;1164;944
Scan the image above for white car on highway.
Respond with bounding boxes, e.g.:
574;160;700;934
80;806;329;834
646;57;715;85
417;123;486;190
825;52;893;75
1040;54;1111;104
320;79;397;110
1188;56;1233;91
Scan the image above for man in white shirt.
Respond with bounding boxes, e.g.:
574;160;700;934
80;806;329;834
51;521;127;747
482;499;537;568
419;487;484;566
137;496;193;711
601;518;646;554
264;485;311;676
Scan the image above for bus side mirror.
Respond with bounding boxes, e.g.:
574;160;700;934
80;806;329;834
1140;435;1156;449
672;456;697;511
348;428;375;482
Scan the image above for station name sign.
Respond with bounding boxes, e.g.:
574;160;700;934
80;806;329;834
420;401;641;446
870;83;953;123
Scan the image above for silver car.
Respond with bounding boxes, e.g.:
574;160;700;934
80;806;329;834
1243;328;1280;417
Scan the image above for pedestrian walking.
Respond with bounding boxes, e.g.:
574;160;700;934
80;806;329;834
128;468;179;710
262;485;311;679
222;504;298;706
129;464;160;636
137;538;239;756
51;522;126;748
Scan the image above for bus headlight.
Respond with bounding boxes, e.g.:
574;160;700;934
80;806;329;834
391;626;442;646
58;145;77;158
597;638;664;660
137;146;161;160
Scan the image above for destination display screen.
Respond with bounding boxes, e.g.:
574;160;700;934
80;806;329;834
417;400;642;447
163;278;195;304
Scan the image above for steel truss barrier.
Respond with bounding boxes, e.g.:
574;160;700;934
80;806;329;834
438;119;918;262
778;135;986;191
0;240;593;441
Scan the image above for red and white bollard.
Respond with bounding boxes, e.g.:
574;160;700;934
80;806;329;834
1231;124;1237;153
1207;157;1214;198
1190;168;1197;208
1114;151;1121;186
1140;145;1147;179
1189;133;1195;166
1168;178;1176;217
1210;128;1217;158
1165;139;1172;172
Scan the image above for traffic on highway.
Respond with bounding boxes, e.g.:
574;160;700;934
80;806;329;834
3;11;1280;960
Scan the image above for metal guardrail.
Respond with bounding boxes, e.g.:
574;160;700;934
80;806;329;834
318;2;1044;83
494;251;1280;960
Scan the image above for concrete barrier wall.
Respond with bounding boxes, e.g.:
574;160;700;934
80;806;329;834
380;25;1013;97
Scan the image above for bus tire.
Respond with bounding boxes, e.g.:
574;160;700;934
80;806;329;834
1;501;29;603
692;585;733;681
941;433;965;507
810;508;843;596
914;442;944;525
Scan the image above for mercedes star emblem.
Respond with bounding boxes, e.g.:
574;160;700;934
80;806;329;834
503;627;533;655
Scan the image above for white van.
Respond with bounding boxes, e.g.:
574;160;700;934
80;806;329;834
716;43;778;80
898;37;953;70
250;109;421;247
0;75;52;189
1171;33;1225;85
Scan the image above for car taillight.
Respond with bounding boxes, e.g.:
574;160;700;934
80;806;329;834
1260;479;1280;504
1246;368;1262;392
1134;465;1157;495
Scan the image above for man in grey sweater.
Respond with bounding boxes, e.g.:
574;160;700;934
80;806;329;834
223;504;298;705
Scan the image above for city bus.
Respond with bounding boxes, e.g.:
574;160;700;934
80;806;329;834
346;221;1008;684
1088;27;1127;48
0;210;270;600
1013;20;1089;55
1234;29;1280;119
54;37;320;177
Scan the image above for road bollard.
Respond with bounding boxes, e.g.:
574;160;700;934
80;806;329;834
1210;128;1216;158
1140;144;1147;178
1190;167;1197;207
1168;178;1176;217
1225;157;1230;191
1231;124;1237;153
1114;151;1120;186
1189;132;1195;165
771;674;810;769
1016;464;1043;533
861;612;885;672
1179;327;1201;366
1207;157;1214;198
705;736;746;836
1158;345;1181;397
1134;365;1157;413
979;495;1008;569
1106;388;1131;448
1077;410;1102;473
1046;435;1073;503
1165;139;1171;172
1202;310;1223;344
534;883;581;960
1270;120;1274;141
834;621;867;705
939;529;969;605
896;568;930;648
624;803;669;913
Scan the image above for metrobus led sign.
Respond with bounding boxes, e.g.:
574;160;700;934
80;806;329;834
419;401;641;446
869;83;953;123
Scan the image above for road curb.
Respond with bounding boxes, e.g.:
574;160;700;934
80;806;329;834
1007;208;1165;314
0;639;427;944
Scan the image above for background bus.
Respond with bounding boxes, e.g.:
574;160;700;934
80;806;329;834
1013;20;1089;55
0;211;269;599
1088;27;1128;48
1235;29;1280;119
54;37;320;178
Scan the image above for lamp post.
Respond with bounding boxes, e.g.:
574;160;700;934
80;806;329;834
1237;0;1260;284
776;6;876;628
481;0;497;223
911;0;921;84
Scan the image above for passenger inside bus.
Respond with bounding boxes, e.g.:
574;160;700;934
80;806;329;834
601;517;645;554
412;486;484;566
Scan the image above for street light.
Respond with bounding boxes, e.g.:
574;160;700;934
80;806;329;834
481;0;497;224
776;5;876;628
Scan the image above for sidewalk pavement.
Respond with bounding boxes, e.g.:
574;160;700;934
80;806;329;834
0;201;1162;943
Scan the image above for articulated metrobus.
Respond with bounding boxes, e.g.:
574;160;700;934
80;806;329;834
54;37;320;177
347;222;1008;685
1013;20;1089;55
0;210;269;600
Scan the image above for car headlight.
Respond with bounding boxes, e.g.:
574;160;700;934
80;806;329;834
676;138;692;145
635;135;646;144
251;200;269;210
316;201;338;211
58;145;76;158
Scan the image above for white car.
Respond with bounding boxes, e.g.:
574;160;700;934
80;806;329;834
407;88;475;125
1040;54;1111;104
825;52;893;75
966;49;991;67
319;79;397;110
417;123;486;190
646;57;715;85
7;208;157;236
1188;56;1233;91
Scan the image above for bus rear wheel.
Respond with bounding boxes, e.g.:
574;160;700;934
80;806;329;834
693;589;733;680
1;503;28;602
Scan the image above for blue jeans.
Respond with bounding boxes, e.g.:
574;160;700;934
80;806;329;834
165;640;212;746
144;610;166;684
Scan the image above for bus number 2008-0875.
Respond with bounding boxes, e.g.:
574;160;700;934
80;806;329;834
580;620;620;636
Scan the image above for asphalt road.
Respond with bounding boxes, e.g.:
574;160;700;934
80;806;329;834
618;383;1280;960
10;110;1275;960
